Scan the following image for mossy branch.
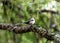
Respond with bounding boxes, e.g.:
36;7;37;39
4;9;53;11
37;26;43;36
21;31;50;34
0;23;60;43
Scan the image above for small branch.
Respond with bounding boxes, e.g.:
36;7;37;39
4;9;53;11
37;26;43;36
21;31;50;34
40;9;58;14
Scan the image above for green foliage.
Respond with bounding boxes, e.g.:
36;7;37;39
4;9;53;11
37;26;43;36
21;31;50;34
0;0;60;43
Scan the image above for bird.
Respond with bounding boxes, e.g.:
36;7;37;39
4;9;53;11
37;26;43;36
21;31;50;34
25;17;35;25
15;17;35;26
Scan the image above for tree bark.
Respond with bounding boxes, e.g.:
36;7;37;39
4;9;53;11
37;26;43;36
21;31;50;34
0;23;60;43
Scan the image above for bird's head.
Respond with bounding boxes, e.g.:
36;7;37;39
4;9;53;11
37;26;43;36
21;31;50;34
29;17;35;25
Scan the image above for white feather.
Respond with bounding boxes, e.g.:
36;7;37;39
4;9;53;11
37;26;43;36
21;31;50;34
29;17;35;24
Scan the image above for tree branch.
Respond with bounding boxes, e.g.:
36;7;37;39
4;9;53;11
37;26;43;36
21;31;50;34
0;23;60;43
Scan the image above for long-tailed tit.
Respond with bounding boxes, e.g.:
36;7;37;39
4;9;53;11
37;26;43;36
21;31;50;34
15;17;35;26
25;17;35;25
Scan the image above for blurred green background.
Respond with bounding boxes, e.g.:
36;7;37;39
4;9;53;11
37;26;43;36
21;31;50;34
0;0;60;43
